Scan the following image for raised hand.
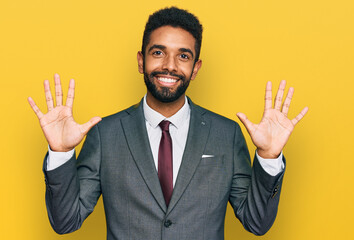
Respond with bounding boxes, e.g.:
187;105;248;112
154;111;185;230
237;80;308;159
28;74;101;152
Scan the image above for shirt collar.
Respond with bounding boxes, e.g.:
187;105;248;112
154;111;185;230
143;95;190;129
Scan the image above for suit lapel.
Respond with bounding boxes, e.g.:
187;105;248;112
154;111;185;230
121;100;167;212
167;99;211;214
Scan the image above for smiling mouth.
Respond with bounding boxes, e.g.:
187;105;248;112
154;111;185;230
157;77;178;83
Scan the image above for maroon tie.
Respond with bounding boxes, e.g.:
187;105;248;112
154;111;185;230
158;120;173;206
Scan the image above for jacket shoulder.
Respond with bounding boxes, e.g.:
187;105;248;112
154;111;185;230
96;102;141;128
192;102;240;129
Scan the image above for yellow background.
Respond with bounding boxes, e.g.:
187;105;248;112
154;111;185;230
1;0;353;239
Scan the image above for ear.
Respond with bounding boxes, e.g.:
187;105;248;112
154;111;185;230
190;59;202;80
137;51;144;74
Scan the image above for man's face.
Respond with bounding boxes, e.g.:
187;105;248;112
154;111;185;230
138;26;202;103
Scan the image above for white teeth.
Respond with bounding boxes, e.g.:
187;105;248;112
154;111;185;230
158;77;177;83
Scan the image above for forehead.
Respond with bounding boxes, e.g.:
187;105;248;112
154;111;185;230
148;26;196;53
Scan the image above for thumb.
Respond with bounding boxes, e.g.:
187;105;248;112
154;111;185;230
236;112;255;134
80;116;102;135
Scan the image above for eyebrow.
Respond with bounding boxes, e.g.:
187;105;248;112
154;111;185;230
148;44;166;52
179;48;194;58
148;45;194;59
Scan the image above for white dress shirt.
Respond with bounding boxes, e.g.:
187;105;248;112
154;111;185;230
47;96;284;182
143;96;190;186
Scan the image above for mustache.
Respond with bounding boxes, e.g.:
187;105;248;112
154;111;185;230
150;71;185;81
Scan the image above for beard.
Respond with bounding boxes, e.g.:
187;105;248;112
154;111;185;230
144;70;191;103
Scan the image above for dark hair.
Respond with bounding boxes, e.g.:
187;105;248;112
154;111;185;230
142;7;203;62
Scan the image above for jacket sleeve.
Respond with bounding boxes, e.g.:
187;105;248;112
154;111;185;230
229;123;285;236
43;124;102;234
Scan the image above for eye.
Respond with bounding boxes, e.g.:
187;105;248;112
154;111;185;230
152;50;163;56
180;53;190;60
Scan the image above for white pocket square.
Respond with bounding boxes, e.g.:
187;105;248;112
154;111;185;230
202;154;215;158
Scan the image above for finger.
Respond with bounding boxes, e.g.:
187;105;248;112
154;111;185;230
27;97;44;119
79;117;102;135
291;107;309;125
65;79;75;108
54;73;63;106
281;87;294;116
43;80;54;111
274;80;286;111
236;112;255;134
264;81;272;110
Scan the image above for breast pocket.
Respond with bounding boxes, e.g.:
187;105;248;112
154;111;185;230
197;155;230;200
199;155;224;167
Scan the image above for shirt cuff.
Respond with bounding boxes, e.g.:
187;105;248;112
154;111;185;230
256;151;285;176
46;145;75;171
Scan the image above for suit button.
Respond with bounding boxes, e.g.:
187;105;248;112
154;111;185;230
272;185;279;198
164;220;172;228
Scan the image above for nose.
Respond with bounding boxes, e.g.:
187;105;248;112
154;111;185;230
162;55;178;72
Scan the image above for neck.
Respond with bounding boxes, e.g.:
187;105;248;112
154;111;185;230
146;92;186;118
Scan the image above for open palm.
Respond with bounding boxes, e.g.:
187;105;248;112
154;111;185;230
237;80;308;159
28;74;101;152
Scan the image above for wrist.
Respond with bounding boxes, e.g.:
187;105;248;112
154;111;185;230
256;149;280;159
49;145;74;153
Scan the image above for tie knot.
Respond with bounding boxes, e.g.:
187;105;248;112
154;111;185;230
159;120;170;132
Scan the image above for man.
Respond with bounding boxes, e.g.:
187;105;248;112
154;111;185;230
28;7;308;240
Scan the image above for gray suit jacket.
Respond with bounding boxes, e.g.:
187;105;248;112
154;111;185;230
44;98;285;240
